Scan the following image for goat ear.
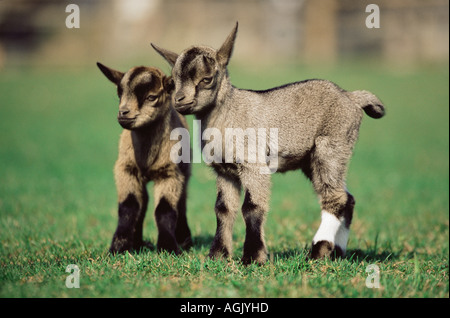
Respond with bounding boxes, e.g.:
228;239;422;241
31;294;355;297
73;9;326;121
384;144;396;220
97;62;124;85
216;22;238;66
151;43;179;67
163;76;175;94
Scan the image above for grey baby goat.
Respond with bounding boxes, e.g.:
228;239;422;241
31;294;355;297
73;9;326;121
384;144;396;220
152;23;385;264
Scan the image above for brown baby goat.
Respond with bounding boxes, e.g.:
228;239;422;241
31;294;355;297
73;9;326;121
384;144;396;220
97;62;192;254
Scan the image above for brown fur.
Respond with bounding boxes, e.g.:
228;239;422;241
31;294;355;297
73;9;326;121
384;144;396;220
97;62;192;254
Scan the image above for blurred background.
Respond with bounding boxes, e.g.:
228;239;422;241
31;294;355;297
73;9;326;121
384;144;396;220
0;0;449;298
0;0;448;69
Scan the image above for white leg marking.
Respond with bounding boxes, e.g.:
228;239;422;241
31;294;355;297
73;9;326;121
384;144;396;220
312;211;349;253
335;223;349;254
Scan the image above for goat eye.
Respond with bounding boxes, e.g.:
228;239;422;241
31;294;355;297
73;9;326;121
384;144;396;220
202;77;213;84
146;95;158;102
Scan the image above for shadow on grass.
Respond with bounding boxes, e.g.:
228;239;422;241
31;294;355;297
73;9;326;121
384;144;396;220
345;248;409;263
192;234;215;250
110;235;212;256
190;236;406;263
268;247;406;263
136;234;409;264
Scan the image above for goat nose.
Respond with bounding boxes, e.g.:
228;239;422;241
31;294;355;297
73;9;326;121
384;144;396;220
175;93;185;103
119;109;130;116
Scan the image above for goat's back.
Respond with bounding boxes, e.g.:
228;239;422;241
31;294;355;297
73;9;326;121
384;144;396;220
227;79;364;154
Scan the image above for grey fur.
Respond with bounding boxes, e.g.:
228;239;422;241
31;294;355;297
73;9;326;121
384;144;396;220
97;62;192;255
152;23;385;264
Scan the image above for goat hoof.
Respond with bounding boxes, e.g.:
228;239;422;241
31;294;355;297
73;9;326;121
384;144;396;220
109;237;133;254
178;236;193;250
208;244;232;260
311;241;344;259
241;251;268;266
157;243;181;255
208;252;229;260
135;240;154;252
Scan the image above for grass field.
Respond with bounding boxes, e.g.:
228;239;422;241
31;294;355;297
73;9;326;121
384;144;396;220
0;61;448;298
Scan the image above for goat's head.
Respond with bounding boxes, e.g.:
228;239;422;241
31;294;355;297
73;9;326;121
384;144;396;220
151;22;238;115
97;63;174;130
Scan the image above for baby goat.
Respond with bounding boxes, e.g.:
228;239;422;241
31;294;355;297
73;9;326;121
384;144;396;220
97;62;192;255
152;23;385;264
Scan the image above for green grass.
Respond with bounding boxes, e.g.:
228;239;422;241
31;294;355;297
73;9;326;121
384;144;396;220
0;61;448;298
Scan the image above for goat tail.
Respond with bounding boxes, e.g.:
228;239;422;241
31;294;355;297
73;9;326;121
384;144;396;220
347;90;385;119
